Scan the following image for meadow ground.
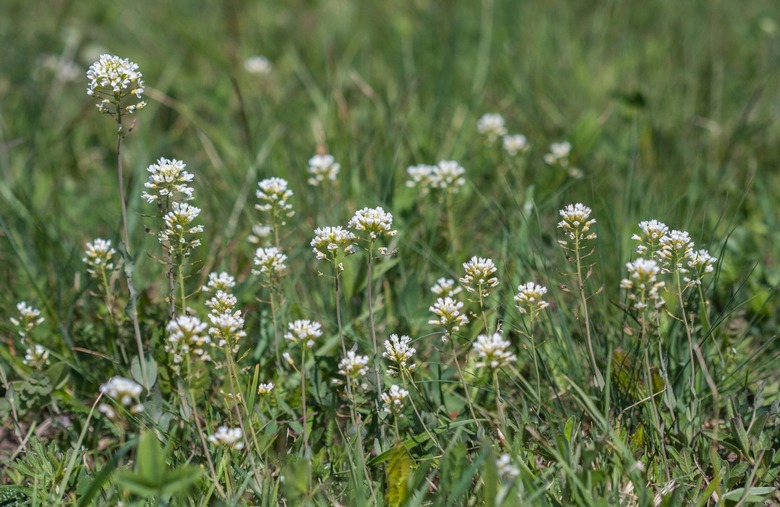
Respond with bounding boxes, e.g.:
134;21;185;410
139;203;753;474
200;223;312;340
1;0;779;505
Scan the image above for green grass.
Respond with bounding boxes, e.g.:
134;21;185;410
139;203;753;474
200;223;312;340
1;0;779;505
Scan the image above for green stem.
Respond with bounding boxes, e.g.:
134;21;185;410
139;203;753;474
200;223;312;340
574;238;603;389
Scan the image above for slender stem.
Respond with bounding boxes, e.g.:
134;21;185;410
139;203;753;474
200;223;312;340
345;380;375;498
676;272;697;396
334;262;347;356
366;243;386;445
449;340;480;429
223;344;265;484
300;346;312;492
115;118;147;388
527;315;541;396
478;285;490;334
493;370;505;429
446;192;459;259
183;358;225;498
574;239;603;389
178;261;186;315
270;289;281;370
401;372;443;453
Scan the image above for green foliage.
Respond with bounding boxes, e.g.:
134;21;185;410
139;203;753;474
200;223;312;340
1;0;779;505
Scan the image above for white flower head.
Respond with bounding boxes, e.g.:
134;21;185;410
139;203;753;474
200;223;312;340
9;301;45;340
472;333;517;370
311;226;358;261
208;311;247;350
338;350;370;381
428;297;469;340
284;319;323;349
141;158;195;204
430;160;466;194
252;247;287;279
257;382;275;395
381;385;409;415
686;249;717;285
496;453;520;480
557;203;597;243
256;177;295;220
86;54;146;116
406;164;435;193
208;426;244;450
348;207;397;241
83;239;116;279
620;258;665;311
307;154;340;186
23;344;50;368
382;334;417;374
244;55;272;76
165;315;212;372
158;202;204;256
431;277;462;297
544;141;572;167
658;230;694;274
632;220;669;256
477;113;508;145
99;376;144;413
514;282;550;316
503;134;529;157
460;256;500;296
203;272;236;293
205;291;238;315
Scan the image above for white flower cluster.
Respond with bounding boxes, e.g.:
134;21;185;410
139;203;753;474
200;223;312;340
631;220;716;286
557;203;597;244
382;334;417;375
86;54;146;117
208;426;244;450
203;272;236;293
307;154;340;187
244;55;272;76
472;333;517;370
165;315;212;373
381;385;409;415
502;134;529;157
252;247;288;280
284;319;322;349
83;238;116;280
620;258;666;311
496;453;520;480
544;141;582;177
158;202;204;257
348;207;398;241
428;297;469;340
514;282;550;316
431;278;462;297
141;158;195;204
9;301;44;340
460;256;500;297
337;351;370;382
405;160;466;195
257;382;275;395
248;224;273;245
23;344;50;368
311;226;357;262
99;376;144;417
477;113;508;145
256;177;295;222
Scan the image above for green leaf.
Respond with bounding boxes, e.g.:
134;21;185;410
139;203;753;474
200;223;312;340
136;430;166;483
131;355;158;389
384;443;412;507
721;486;776;503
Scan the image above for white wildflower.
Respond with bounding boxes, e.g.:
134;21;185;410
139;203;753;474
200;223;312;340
208;426;244;450
503;134;529;157
431;277;462;297
99;376;144;413
460;256;499;296
514;282;550;316
252;247;287;279
632;220;669;256
257;382;275;395
203;272;236;293
244;55;272;76
284;319;323;349
9;301;44;340
256;177;294;221
557;203;597;243
83;238;117;279
86;54;146;116
382;334;417;374
477;113;508;145
23;344;50;368
428;297;469;340
381;385;409;414
472;333;517;370
307;154;340;186
348;207;397;240
141;158;195;204
311;226;358;261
